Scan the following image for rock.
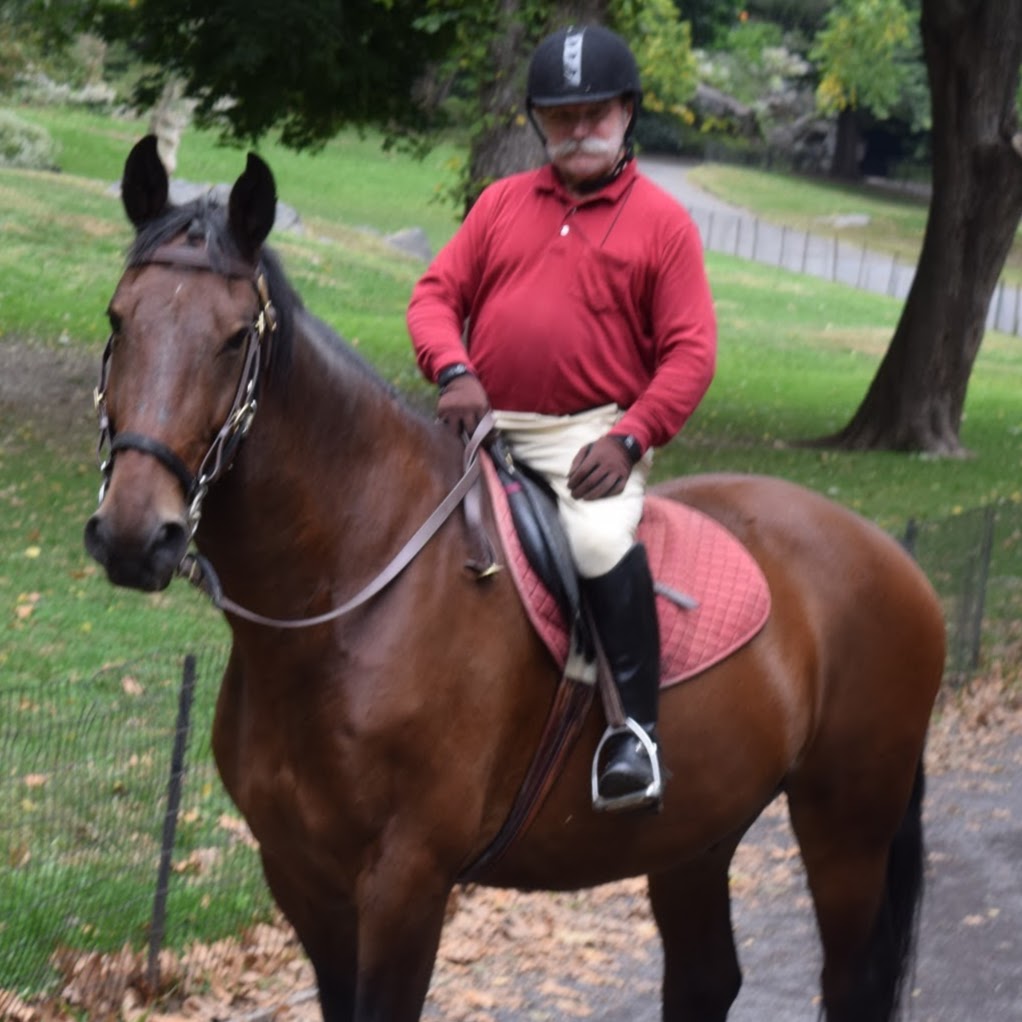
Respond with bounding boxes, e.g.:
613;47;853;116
384;227;432;262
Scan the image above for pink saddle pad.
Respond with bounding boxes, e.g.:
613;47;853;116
482;458;771;688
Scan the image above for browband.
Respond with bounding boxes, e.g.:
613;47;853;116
146;243;257;280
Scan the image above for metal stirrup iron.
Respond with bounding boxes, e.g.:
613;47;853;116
590;719;663;813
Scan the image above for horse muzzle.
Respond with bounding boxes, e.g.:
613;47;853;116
84;508;189;592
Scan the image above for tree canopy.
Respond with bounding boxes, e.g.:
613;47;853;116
96;0;456;150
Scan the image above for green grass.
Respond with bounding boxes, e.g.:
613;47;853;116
13;104;464;251
1;652;273;999
658;253;1022;527
686;163;1022;285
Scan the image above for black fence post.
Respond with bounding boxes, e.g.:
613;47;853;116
969;507;997;671
147;653;197;989
901;517;918;557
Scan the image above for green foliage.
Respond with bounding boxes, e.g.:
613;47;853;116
611;0;699;114
0;0;101;50
0;26;31;92
698;16;809;107
744;0;833;35
0;109;59;168
810;0;922;122
98;0;455;149
675;0;745;47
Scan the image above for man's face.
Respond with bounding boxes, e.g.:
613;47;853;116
535;97;632;191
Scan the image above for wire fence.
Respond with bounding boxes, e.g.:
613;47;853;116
0;646;280;1018
686;204;1022;339
1;502;1020;1016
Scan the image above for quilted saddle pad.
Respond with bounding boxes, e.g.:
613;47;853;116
481;457;771;688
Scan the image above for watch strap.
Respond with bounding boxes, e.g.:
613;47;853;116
614;433;643;464
436;362;472;389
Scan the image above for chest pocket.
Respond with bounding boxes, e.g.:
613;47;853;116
572;243;638;316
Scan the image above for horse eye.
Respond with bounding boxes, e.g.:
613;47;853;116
224;328;249;352
107;311;123;335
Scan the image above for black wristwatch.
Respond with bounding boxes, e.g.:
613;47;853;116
436;362;472;389
614;434;643;464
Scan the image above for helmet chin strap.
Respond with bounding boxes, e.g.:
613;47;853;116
568;149;633;195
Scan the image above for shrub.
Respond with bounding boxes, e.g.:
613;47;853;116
0;109;59;169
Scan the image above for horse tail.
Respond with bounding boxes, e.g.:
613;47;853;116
856;755;927;1021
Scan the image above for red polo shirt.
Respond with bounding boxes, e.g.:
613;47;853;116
407;159;716;454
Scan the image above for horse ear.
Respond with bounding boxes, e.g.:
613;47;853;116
121;135;169;228
228;153;277;260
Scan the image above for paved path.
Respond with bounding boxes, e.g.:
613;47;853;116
637;155;1022;337
638;154;918;299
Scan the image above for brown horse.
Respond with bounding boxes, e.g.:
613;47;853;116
85;137;945;1022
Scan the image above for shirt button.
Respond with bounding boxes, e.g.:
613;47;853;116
560;225;570;236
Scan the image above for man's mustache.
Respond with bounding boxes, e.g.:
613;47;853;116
546;136;621;159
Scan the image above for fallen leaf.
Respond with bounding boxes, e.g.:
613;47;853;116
121;675;144;696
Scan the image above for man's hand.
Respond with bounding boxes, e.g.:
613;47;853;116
567;435;636;500
436;373;490;440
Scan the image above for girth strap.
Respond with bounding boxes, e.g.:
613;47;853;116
458;672;594;883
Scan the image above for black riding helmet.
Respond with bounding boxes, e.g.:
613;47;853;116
526;25;642;148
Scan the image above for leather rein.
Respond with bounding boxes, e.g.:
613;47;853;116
94;242;495;629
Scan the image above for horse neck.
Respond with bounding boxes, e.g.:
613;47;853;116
197;315;452;602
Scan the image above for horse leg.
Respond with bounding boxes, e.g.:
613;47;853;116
261;851;358;1021
262;844;452;1022
648;841;743;1022
347;843;453;1021
786;760;926;1022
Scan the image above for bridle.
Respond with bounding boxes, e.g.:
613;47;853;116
94;243;277;538
94;242;497;629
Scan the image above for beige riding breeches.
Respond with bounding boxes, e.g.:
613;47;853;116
493;405;652;578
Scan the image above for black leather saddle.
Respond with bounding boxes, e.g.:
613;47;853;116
487;435;594;660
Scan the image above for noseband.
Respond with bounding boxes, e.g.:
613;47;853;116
93;243;277;536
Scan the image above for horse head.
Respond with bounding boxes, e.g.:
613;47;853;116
84;136;278;591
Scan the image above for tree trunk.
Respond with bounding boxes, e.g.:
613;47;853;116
828;0;1022;454
829;107;862;179
463;0;609;214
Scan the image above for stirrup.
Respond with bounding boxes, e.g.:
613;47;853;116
591;718;663;813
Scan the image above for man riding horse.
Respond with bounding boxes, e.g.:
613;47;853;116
408;24;717;811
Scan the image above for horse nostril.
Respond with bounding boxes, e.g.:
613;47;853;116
83;514;109;565
83;514;189;591
153;520;189;559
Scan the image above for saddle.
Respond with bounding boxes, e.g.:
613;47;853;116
487;435;595;669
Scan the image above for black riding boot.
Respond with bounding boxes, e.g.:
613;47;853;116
582;543;663;812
